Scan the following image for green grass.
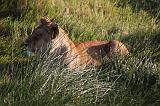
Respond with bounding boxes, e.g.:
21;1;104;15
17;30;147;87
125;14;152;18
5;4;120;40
0;0;160;105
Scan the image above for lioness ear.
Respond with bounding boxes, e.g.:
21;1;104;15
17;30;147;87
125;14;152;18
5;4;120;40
39;17;51;25
50;22;59;39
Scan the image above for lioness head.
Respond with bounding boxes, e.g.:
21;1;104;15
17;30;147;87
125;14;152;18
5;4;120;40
24;17;59;56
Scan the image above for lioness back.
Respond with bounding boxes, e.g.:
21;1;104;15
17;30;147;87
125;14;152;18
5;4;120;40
73;40;129;67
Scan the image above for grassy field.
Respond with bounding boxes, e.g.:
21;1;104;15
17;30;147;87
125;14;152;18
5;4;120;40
0;0;160;105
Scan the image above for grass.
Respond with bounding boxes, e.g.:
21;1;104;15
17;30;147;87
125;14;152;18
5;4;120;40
0;0;160;105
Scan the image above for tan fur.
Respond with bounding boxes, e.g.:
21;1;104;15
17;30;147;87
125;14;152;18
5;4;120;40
24;17;129;70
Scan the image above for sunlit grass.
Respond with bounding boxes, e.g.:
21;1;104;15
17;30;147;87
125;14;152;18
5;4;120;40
0;53;159;105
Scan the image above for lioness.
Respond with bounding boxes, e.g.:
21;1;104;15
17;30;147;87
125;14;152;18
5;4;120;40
24;17;129;70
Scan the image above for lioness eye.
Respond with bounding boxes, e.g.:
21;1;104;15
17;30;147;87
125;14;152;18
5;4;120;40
24;43;29;47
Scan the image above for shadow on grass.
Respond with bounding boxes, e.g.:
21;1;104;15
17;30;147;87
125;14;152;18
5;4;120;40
122;30;160;62
98;54;160;105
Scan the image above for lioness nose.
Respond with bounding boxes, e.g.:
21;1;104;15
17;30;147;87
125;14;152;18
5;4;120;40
24;43;29;47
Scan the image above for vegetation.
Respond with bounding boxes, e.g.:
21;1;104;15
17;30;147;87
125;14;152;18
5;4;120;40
0;0;160;105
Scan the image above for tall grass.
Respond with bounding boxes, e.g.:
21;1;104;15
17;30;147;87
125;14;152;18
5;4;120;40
0;0;160;105
0;53;159;105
